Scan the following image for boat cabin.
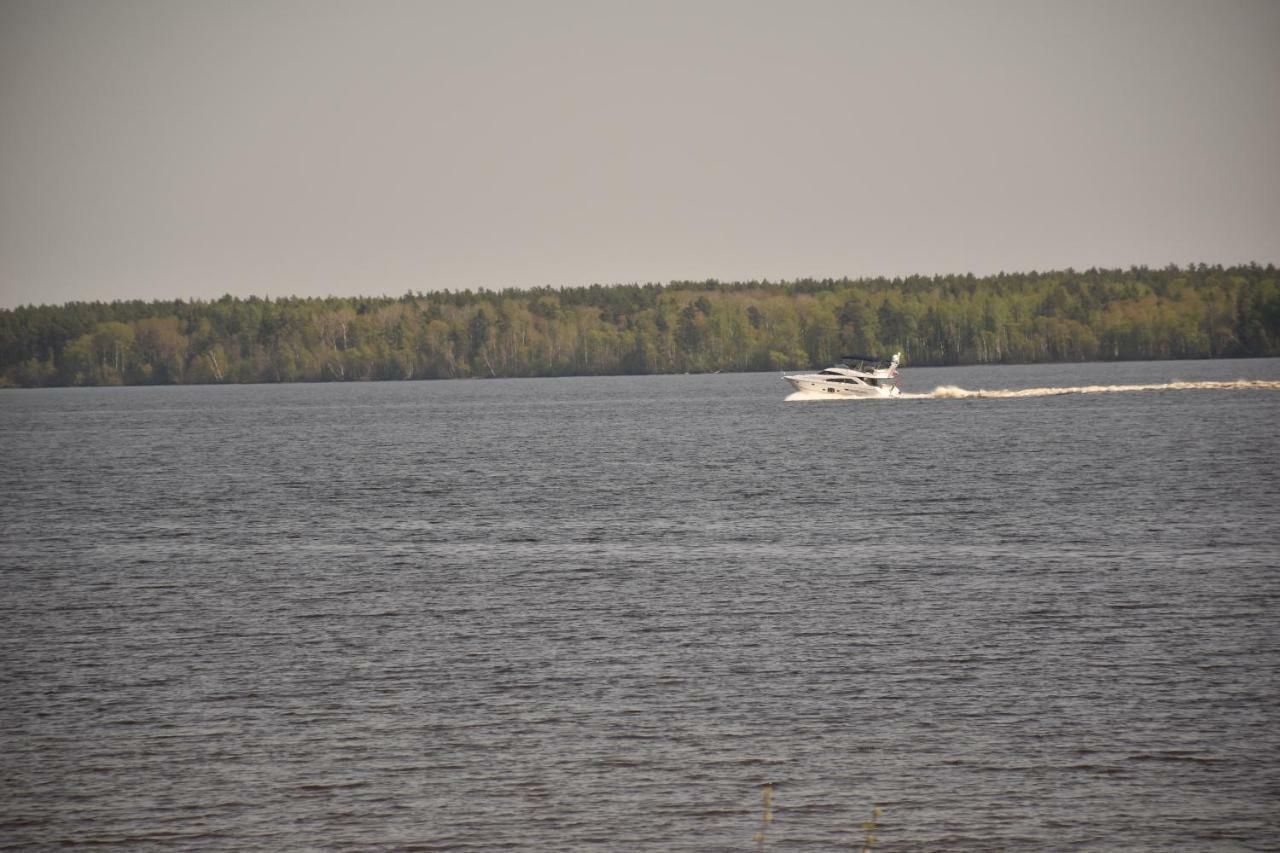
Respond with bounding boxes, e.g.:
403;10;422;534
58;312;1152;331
816;369;883;387
840;354;897;372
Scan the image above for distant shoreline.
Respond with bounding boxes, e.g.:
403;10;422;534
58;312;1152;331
2;265;1277;388
6;355;1280;393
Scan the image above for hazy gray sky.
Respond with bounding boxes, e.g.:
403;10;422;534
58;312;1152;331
1;0;1277;307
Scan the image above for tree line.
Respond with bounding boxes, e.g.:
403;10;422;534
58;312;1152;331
1;264;1277;387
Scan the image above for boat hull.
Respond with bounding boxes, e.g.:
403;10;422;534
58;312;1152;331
784;375;900;398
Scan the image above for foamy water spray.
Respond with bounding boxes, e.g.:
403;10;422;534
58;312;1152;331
787;380;1280;402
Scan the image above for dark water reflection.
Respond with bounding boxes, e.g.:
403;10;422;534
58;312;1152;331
2;359;1278;850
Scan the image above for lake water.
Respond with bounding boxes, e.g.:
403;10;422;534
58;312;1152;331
2;359;1278;851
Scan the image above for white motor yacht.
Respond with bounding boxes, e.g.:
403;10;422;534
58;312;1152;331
784;353;902;398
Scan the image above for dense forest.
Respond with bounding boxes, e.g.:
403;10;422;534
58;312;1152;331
1;264;1277;387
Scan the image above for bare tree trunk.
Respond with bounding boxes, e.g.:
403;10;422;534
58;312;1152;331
204;351;223;382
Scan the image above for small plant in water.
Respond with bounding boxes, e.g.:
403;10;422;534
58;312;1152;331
859;805;882;851
752;782;775;848
748;785;883;850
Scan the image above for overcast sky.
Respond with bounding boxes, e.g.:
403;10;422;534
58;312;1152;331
1;0;1277;308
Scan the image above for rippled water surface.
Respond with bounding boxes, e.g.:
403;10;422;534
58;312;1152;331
2;359;1279;851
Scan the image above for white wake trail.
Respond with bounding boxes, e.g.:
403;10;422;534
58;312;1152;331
925;379;1280;399
785;379;1280;402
